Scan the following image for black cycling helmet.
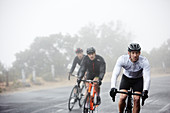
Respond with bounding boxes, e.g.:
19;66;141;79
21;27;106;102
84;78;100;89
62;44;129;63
87;47;96;54
128;43;141;52
75;48;83;53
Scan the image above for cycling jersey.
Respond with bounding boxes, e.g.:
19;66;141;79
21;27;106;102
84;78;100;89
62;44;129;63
111;54;151;91
78;55;106;80
69;55;85;74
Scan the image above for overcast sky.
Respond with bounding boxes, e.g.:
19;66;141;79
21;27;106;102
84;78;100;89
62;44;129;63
0;0;170;66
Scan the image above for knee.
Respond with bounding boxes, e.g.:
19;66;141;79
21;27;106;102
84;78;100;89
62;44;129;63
119;94;127;102
133;96;140;105
94;83;99;88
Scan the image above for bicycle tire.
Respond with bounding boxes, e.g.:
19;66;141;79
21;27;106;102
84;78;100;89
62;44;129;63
68;85;78;111
79;83;85;107
83;93;92;113
125;96;132;113
124;109;130;113
92;92;98;111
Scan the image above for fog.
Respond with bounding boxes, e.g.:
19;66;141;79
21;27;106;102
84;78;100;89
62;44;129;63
0;1;170;113
0;0;170;66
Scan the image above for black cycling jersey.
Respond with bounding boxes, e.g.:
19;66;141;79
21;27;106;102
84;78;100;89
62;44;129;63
78;55;106;80
69;55;85;74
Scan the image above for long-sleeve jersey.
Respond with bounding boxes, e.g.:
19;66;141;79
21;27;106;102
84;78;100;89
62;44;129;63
78;55;106;80
69;55;85;74
111;54;151;91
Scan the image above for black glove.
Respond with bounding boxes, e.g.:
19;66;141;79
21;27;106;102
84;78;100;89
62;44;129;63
142;90;148;99
142;90;148;106
98;80;102;86
77;78;81;85
109;88;117;102
98;79;102;86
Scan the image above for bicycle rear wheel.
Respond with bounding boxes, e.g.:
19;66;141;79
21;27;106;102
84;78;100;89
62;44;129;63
68;85;78;111
79;83;86;107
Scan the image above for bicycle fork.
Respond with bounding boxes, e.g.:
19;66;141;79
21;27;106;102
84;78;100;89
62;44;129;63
89;84;98;111
125;93;133;113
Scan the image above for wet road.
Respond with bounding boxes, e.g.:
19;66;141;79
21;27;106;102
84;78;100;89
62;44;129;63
0;75;170;113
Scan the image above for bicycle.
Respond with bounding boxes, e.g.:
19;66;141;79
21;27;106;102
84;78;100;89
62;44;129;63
68;74;86;111
112;88;146;113
81;79;100;113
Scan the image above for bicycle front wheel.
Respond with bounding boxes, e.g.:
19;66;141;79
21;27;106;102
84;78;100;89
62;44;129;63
125;109;132;113
79;83;86;107
83;93;93;113
68;85;78;111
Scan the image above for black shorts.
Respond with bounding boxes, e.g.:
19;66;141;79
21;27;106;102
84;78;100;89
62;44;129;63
119;74;143;93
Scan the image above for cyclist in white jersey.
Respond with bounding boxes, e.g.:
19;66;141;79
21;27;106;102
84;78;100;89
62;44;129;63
109;43;151;113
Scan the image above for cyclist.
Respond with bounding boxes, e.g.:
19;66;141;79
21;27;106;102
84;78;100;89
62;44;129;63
109;43;151;113
69;48;85;78
69;48;85;104
77;47;106;106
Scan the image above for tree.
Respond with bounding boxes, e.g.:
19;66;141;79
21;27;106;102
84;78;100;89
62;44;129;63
12;21;134;80
76;22;132;71
12;33;77;80
148;38;170;72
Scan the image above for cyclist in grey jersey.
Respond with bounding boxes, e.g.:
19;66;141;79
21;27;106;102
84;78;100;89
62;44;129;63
110;43;151;113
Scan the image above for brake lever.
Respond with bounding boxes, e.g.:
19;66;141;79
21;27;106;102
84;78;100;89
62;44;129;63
142;98;145;106
112;97;115;102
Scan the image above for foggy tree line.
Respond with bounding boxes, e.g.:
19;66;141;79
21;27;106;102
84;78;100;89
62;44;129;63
148;39;170;73
0;22;170;83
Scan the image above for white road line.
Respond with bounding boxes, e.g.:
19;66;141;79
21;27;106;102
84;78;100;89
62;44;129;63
1;108;16;113
56;109;64;112
159;103;170;112
31;101;68;113
30;90;128;113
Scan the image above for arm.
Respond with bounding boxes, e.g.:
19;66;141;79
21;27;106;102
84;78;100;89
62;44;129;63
69;57;77;74
99;57;106;80
143;59;151;91
111;56;123;88
78;57;87;79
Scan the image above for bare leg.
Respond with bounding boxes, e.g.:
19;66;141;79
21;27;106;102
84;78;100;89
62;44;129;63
119;90;128;113
133;92;141;113
93;77;100;96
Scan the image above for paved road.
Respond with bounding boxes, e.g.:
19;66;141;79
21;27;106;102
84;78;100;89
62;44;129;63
0;75;170;113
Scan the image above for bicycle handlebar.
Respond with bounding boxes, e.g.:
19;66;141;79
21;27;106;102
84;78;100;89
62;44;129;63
68;74;78;80
80;79;99;84
116;90;142;96
112;90;146;106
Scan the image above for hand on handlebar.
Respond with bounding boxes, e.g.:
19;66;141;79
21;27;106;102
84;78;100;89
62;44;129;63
77;78;81;85
98;79;102;86
109;88;117;102
142;90;148;106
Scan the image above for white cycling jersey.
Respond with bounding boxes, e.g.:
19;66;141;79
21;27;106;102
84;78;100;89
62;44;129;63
111;54;151;91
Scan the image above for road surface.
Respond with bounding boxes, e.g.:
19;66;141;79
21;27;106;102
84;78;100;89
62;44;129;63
0;75;170;113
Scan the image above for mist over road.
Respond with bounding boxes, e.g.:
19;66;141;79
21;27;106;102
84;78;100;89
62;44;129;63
0;75;170;113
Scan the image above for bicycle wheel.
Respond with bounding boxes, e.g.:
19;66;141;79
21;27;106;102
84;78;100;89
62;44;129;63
79;83;86;107
124;97;132;113
68;85;78;111
83;93;92;113
125;109;131;113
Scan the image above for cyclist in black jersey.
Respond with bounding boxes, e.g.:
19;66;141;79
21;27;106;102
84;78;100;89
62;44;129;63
69;48;85;78
78;47;106;105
